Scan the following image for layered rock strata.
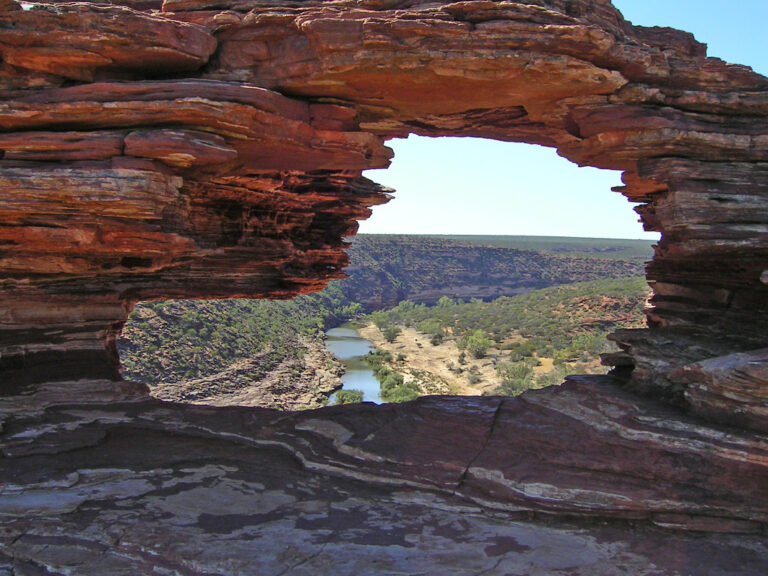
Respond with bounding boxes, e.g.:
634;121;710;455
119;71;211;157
2;377;768;574
1;0;767;567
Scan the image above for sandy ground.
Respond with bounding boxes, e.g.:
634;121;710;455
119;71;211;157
534;356;555;374
356;324;610;398
358;324;502;395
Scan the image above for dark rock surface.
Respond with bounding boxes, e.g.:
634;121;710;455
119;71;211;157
2;376;767;574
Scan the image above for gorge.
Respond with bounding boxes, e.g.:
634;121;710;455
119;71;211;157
1;0;767;573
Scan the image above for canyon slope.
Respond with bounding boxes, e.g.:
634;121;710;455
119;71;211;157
338;234;648;308
117;235;647;409
1;0;767;573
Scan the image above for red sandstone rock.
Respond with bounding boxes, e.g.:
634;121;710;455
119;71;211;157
0;3;217;81
124;129;238;167
671;349;768;433
0;130;125;161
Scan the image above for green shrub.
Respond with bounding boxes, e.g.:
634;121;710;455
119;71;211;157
381;379;420;403
385;386;420;403
381;372;404;392
334;390;364;405
495;358;538;396
458;330;493;359
382;325;402;343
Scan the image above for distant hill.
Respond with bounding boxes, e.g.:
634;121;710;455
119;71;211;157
338;234;648;310
420;235;654;261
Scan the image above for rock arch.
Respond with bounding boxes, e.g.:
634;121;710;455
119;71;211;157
2;0;765;428
1;0;767;567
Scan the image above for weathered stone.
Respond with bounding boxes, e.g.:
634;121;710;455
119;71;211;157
671;348;768;433
461;377;768;526
124;129;238;168
0;3;217;80
0;130;125;161
1;377;767;573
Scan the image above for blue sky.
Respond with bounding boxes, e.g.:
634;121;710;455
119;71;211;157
360;1;767;239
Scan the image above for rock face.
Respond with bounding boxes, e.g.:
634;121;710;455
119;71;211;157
3;377;768;575
1;0;767;571
145;333;344;409
1;0;765;420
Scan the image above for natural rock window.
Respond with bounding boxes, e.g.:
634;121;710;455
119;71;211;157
2;0;764;429
118;137;656;410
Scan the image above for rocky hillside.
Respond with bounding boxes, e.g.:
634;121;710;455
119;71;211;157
118;284;357;409
338;234;648;310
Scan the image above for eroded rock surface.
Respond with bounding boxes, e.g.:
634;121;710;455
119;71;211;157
0;0;766;423
1;0;767;571
2;376;768;574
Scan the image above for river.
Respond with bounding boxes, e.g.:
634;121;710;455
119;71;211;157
325;324;381;403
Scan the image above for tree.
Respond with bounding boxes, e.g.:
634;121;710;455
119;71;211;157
370;310;390;329
382;325;401;343
459;329;493;359
436;296;454;308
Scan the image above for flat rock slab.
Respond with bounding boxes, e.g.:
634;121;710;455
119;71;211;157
1;376;767;574
2;451;766;575
1;427;767;575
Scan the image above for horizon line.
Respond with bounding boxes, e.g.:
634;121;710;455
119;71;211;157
355;232;656;242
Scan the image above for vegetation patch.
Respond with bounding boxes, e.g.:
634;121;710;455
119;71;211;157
364;277;649;397
333;389;364;405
